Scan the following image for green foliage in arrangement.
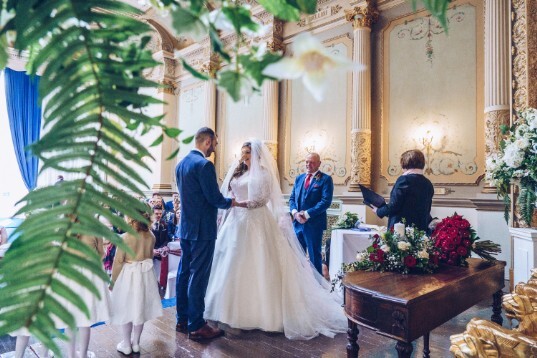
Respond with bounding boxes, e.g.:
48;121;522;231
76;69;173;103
0;0;453;355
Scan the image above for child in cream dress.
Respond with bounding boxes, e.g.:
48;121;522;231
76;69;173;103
111;213;163;355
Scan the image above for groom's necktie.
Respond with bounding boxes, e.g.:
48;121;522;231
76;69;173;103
304;173;312;190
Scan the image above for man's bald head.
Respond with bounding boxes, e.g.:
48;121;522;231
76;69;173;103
305;153;321;174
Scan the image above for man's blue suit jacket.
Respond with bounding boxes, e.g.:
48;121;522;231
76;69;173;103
289;172;333;231
176;150;232;241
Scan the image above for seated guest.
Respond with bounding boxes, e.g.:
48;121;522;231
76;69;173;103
371;149;434;232
151;205;171;288
165;192;179;212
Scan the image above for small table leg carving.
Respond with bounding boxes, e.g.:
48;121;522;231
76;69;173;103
491;290;503;326
395;341;413;358
423;333;430;358
346;320;359;358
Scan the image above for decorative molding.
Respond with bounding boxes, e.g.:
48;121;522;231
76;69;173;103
484;110;510;157
349;130;372;190
263;141;278;161
512;0;528;114
345;1;380;29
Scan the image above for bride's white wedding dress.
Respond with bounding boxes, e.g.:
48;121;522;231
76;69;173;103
204;140;346;340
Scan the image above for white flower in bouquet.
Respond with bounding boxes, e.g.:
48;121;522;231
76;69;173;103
380;244;390;253
397;241;411;251
356;252;367;262
515;137;530;150
418;250;429;259
405;227;414;236
503;143;525;168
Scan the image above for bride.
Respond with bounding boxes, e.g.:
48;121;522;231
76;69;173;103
204;139;346;339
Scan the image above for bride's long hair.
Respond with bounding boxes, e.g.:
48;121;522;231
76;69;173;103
228;142;250;191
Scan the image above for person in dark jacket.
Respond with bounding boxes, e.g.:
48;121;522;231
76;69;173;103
372;149;434;232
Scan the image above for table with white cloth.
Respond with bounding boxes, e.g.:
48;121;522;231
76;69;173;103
329;229;376;280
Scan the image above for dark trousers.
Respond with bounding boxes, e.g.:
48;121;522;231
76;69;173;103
175;239;215;332
296;227;323;274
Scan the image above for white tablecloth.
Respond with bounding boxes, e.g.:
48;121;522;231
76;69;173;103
329;229;376;280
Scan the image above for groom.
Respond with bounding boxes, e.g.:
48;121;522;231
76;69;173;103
289;152;333;275
175;127;239;340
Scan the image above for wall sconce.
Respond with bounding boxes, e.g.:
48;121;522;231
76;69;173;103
303;130;328;154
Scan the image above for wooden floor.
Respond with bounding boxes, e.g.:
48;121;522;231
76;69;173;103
0;292;507;358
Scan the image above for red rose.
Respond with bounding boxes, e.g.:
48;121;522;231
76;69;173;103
404;255;417;268
447;259;455;265
462;230;470;239
462;239;471;247
373;242;379;249
456;246;468;257
370;249;384;263
373;234;380;239
449;251;459;260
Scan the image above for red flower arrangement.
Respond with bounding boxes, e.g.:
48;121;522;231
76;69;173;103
431;213;501;266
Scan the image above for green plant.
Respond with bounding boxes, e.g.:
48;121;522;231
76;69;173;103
332;211;360;229
0;0;454;354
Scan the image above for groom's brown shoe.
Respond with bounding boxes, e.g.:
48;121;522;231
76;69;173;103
176;322;188;334
188;324;224;340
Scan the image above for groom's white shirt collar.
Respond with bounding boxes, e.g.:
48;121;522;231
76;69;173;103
192;148;206;157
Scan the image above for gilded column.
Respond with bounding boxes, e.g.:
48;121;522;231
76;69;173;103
152;52;178;194
482;0;510;193
200;55;220;162
345;1;378;191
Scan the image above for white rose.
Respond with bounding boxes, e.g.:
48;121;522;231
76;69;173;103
515;138;530;150
380;244;390;253
356;252;367;262
397;241;410;251
418;250;429;259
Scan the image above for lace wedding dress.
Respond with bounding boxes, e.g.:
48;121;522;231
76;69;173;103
204;140;346;340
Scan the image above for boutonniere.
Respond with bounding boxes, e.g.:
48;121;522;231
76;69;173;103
314;172;322;181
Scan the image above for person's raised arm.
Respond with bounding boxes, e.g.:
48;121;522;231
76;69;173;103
376;176;409;218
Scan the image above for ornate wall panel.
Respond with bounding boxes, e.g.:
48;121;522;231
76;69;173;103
381;0;485;185
216;91;265;180
177;81;206;160
283;35;352;185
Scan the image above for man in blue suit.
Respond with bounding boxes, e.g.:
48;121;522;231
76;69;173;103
175;127;239;340
289;152;334;274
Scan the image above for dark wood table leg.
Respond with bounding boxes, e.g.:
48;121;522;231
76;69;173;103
346;319;359;358
423;333;430;358
395;341;413;358
491;290;503;326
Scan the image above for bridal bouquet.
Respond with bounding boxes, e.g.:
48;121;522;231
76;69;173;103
431;213;501;266
486;108;537;224
338;223;439;277
332;211;361;229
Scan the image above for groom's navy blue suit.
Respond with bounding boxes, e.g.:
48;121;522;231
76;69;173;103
289;172;333;274
176;150;232;332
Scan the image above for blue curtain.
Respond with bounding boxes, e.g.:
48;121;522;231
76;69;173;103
4;68;42;190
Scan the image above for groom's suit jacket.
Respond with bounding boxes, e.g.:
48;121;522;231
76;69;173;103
289;172;333;232
176;150;232;241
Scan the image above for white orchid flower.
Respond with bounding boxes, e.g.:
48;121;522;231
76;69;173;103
262;32;364;101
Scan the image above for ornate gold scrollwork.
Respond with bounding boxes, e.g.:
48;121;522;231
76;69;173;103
344;0;379;29
450;270;537;357
349;131;371;191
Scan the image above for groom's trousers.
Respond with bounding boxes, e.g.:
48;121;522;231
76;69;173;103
176;239;216;332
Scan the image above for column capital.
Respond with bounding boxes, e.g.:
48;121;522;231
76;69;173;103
345;1;379;29
200;52;222;78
